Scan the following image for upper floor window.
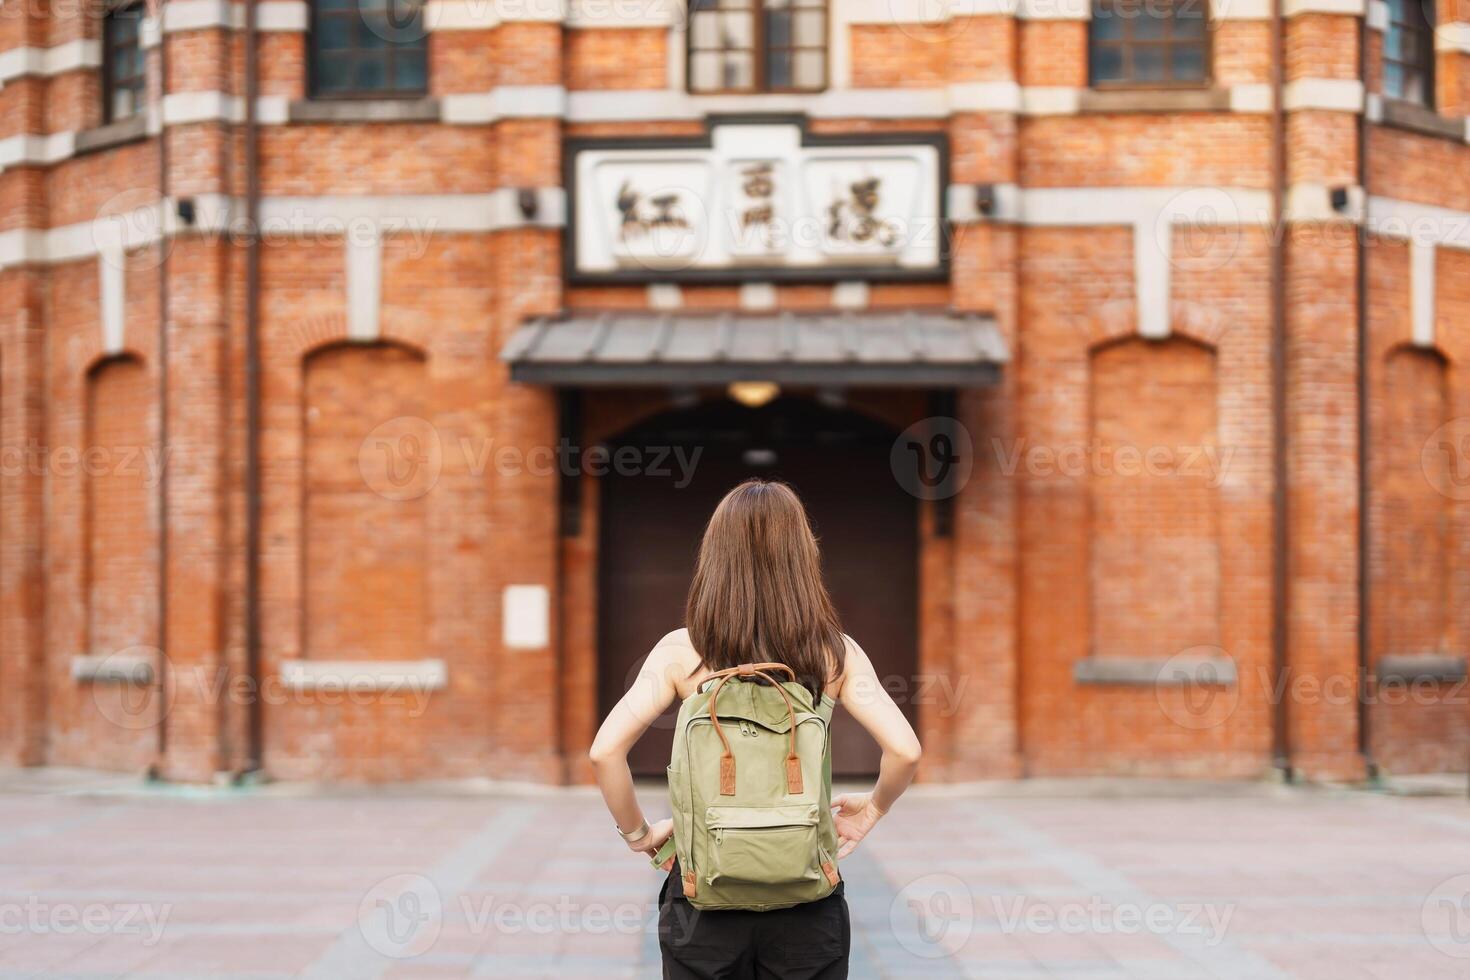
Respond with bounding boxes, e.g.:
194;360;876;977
102;1;145;123
1384;0;1435;106
1090;0;1209;87
688;0;827;94
309;0;427;99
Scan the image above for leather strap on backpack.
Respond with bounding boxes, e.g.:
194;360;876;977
705;662;804;797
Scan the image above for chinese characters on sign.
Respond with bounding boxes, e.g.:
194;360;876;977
572;122;944;281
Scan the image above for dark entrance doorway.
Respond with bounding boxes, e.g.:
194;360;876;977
597;395;919;777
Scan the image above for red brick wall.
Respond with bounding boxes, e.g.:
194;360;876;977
303;344;428;663
3;4;1468;785
1089;337;1221;662
1366;239;1470;775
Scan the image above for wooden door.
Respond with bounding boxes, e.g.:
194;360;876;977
597;396;918;777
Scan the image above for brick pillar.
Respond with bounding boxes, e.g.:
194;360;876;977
941;17;1024;779
1279;10;1368;780
0;269;48;765
486;22;566;781
1436;0;1470;116
154;10;238;780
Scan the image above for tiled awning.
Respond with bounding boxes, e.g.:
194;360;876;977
501;311;1007;388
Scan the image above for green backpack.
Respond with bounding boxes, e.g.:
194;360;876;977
665;662;841;911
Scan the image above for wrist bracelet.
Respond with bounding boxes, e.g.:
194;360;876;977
616;819;650;842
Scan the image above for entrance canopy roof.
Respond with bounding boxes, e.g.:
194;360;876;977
501;311;1007;388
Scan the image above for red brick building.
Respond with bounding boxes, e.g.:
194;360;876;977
1;0;1467;785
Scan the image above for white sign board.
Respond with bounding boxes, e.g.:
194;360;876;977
570;122;946;282
503;584;550;650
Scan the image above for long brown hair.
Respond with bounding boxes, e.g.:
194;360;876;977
686;479;844;698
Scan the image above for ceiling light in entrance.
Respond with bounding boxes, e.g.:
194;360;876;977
727;380;780;408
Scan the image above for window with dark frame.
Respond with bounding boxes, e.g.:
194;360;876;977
1090;0;1210;87
687;0;827;94
309;0;428;99
1383;0;1435;106
102;1;146;123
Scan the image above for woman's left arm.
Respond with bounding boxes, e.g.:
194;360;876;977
588;634;683;862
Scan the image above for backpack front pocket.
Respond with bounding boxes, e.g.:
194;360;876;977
704;804;822;887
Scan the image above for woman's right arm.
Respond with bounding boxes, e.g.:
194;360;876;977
831;636;922;857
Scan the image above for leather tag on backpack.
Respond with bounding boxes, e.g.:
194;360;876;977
682;871;698;898
785;756;803;794
821;860;840;887
719;755;735;795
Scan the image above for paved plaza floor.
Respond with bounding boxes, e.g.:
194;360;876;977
2;769;1469;978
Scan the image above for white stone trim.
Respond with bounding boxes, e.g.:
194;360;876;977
0;132;77;170
442;85;568;123
1364;92;1383;122
0;40;102;87
21;188;1467;279
345;227;382;342
1213;0;1272;19
1366;0;1389;31
1134;220;1170;339
279;659;448;692
1229;84;1273;113
1015;0;1090;19
832;281;870;311
647;283;683;310
139;0;315;39
1281;78;1364;113
162;91;246;126
1282;0;1364;14
1436;22;1470;54
566;87;955;121
1020;87;1082;115
1367;197;1470;250
1410;240;1436;348
255;96;293;125
256;1;311;31
424;0;567;29
503;585;550;650
949;82;1023;113
566;0;678;26
163;0;243;32
738;282;777;311
99;253;126;354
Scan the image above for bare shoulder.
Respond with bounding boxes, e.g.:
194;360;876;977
651;628;704;696
655;627;697;658
840;633;873;670
831;633;871;698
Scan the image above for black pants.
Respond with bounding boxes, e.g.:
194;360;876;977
658;861;850;980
